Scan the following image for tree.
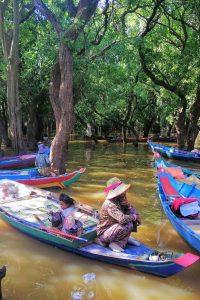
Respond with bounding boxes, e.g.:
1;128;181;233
34;0;102;173
137;0;200;149
0;0;34;151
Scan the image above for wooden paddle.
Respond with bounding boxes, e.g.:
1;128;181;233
33;214;88;242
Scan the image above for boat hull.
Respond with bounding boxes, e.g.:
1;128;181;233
0;168;85;188
148;141;200;163
0;211;195;278
155;157;200;179
0;154;35;169
157;173;200;253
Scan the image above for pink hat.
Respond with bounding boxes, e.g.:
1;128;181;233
104;177;130;200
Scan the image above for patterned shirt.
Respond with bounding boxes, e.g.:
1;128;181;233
35;153;50;168
97;199;138;236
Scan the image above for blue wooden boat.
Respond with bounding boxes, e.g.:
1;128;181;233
0;167;86;188
157;171;200;253
0;179;199;278
154;156;200;180
0;154;35;169
148;141;200;163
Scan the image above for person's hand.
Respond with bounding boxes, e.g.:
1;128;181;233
132;214;137;221
136;215;142;225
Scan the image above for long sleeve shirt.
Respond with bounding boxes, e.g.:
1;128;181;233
97;199;138;236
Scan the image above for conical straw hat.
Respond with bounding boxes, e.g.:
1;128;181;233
104;177;130;200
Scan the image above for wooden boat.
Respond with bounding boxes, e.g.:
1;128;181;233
154;156;200;180
0;154;36;169
0;180;199;278
148;141;200;163
0;168;86;188
157;171;200;253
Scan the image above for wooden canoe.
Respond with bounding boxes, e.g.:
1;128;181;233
0;179;199;278
148;141;200;163
157;171;200;253
0;168;86;188
0;154;36;169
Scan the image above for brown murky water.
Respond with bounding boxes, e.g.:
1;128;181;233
0;142;199;300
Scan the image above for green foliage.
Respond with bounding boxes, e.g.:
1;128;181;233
0;0;199;139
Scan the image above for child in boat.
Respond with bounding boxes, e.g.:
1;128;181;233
96;177;141;252
51;193;82;235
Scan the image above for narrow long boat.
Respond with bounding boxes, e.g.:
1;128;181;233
154;156;200;180
157;171;200;253
0;168;85;188
148;141;200;163
0;180;199;277
0;154;36;169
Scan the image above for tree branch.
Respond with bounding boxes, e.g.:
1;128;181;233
140;0;164;37
121;5;148;35
92;0;109;45
67;0;100;40
66;0;77;17
138;45;186;102
0;0;10;59
34;0;62;35
90;40;118;59
20;6;36;24
161;4;198;33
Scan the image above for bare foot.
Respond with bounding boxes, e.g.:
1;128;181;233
95;238;105;247
109;243;124;253
128;237;140;246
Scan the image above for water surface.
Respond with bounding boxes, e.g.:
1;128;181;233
0;142;199;300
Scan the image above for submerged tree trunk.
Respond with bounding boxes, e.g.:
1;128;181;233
175;104;187;149
122;126;127;144
50;44;74;174
143;116;156;137
7;62;24;151
186;82;200;150
0;116;11;147
167;123;174;137
0;0;24;152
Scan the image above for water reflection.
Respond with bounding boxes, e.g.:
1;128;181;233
0;142;199;300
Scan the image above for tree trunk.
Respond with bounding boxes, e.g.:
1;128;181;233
175;104;187;149
50;44;74;174
186;82;200;150
167;123;173;137
0;116;11;147
49;62;61;132
7;61;24;151
122;126;127;144
26;102;38;148
6;0;24;152
143;117;155;137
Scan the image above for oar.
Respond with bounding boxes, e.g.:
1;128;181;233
33;214;88;242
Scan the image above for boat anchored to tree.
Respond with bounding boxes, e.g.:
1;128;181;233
0;167;86;188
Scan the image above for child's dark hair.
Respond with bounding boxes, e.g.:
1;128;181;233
59;193;75;206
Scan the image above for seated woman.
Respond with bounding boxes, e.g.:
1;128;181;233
35;143;55;177
96;177;141;252
51;193;82;235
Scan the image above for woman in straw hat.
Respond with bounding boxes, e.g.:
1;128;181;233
96;178;141;252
